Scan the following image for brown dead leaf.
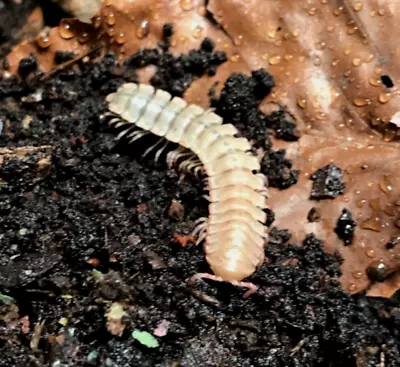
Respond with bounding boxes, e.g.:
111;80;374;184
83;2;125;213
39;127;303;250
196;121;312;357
367;271;400;298
17;7;45;41
173;234;197;248
4;18;102;76
0;145;54;159
0;301;21;344
168;199;185;221
0;146;53;165
94;0;247;93
143;250;167;270
3;0;246;99
268;134;400;296
0;146;54;187
0;145;55;164
30;320;45;352
207;0;400;141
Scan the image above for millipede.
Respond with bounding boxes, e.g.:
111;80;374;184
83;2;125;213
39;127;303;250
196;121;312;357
105;83;268;297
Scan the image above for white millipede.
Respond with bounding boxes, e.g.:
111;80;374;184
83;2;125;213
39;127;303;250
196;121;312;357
106;83;268;297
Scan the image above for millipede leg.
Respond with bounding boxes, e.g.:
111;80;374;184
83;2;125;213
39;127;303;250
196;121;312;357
192;217;208;245
116;125;136;140
128;130;148;144
230;280;258;298
109;118;122;127
167;148;193;170
194;217;208;224
186;160;204;177
193;165;204;177
142;138;165;159
187;273;258;298
154;140;170;163
256;173;268;185
178;155;198;171
105;113;131;130
202;177;210;191
126;129;138;139
176;156;204;177
166;147;204;178
256;173;268;197
166;149;179;169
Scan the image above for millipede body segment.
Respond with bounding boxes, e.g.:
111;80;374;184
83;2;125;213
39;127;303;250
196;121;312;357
106;83;268;288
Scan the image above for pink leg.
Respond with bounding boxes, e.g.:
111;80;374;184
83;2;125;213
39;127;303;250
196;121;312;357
187;273;258;298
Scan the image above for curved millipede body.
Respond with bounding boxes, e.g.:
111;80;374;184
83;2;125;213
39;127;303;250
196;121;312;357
106;83;268;295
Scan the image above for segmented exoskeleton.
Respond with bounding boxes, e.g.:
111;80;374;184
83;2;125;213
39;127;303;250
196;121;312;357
106;83;268;297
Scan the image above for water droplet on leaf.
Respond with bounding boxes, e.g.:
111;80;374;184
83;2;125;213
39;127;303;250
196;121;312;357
136;19;150;39
180;0;194;11
378;92;392;104
269;55;281;65
59;19;75;39
92;16;102;29
107;13;115;26
353;97;368;107
36;35;51;49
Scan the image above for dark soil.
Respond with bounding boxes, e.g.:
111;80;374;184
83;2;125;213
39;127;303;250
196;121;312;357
335;209;357;246
0;19;400;367
309;163;346;200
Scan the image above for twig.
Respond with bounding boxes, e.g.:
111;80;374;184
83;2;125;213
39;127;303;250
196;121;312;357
40;45;103;81
186;287;221;308
290;336;309;356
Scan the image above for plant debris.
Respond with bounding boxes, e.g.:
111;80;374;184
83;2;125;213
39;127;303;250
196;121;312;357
153;319;170;337
335;208;357;246
307;207;321;222
310;163;346;200
0;145;54;189
132;329;159;348
106;302;127;337
386;237;400;249
0;294;15;305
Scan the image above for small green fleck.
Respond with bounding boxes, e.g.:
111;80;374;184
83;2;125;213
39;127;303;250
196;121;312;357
61;294;73;300
58;317;68;326
92;269;104;281
87;351;98;361
132;329;159;348
0;293;15;304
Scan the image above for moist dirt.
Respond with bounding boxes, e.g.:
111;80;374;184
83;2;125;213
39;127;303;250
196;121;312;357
0;12;400;367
